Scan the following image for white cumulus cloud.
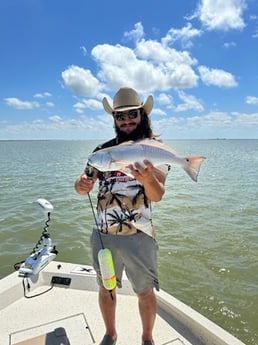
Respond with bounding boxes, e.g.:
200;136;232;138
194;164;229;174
246;96;258;105
34;92;52;98
4;97;40;110
196;0;246;31
198;65;238;87
162;23;203;49
62;65;101;97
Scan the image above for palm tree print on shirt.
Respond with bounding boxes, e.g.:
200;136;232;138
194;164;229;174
96;173;151;235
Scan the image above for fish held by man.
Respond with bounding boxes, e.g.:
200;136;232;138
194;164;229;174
87;139;206;182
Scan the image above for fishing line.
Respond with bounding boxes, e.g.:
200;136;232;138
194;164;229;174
87;192;104;249
85;166;105;249
86;167;116;299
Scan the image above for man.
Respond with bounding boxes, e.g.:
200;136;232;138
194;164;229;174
75;87;169;345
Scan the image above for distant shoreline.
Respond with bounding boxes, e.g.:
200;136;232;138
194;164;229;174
1;138;257;142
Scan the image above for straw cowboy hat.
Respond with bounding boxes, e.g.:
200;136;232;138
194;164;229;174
102;87;153;115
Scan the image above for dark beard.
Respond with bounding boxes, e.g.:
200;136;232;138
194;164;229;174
115;123;146;143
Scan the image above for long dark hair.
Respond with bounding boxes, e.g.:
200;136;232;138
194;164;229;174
115;110;157;143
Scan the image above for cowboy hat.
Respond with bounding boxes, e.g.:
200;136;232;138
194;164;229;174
102;87;153;115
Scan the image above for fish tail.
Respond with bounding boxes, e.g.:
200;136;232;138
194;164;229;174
184;156;206;182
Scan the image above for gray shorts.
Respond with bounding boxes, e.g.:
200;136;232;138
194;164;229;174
90;230;159;294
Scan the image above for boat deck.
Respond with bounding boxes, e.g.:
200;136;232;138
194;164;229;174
2;287;189;345
0;261;245;345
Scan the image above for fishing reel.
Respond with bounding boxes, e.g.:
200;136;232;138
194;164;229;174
18;199;58;277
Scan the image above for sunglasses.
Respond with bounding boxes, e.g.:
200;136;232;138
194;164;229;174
113;109;140;121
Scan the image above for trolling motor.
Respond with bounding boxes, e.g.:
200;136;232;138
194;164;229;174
18;198;58;277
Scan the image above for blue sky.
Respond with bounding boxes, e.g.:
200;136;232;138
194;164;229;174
1;0;258;140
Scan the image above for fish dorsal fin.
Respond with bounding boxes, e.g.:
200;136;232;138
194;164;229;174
117;139;153;146
117;138;176;155
136;138;176;152
117;140;134;146
117;139;159;147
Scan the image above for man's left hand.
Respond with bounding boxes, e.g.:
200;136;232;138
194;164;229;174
127;160;155;183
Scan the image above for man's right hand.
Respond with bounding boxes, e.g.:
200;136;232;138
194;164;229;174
74;174;95;195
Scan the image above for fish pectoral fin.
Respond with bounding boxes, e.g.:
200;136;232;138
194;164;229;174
121;167;134;178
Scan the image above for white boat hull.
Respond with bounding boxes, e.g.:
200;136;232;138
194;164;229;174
0;261;245;345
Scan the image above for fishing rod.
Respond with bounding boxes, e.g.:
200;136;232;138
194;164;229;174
86;167;117;297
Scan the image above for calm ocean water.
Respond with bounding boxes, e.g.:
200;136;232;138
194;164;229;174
1;139;257;344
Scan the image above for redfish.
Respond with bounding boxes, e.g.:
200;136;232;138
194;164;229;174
87;139;206;182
